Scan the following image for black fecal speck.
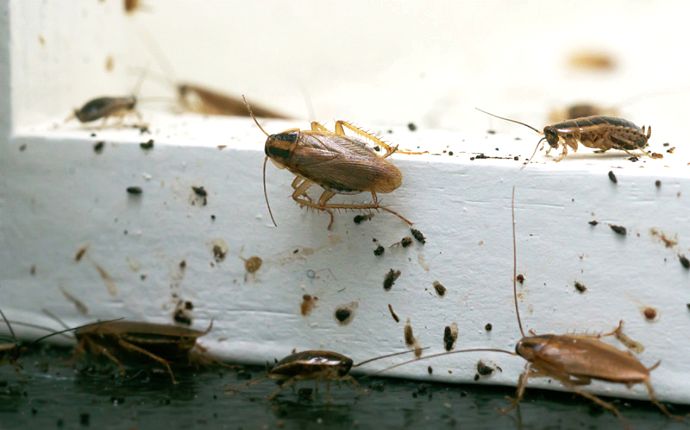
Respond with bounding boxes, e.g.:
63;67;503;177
126;186;142;195
608;170;617;184
407;122;417;132
609;224;627;235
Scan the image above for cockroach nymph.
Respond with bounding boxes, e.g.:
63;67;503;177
231;348;426;400
382;187;681;420
476;108;652;166
70;96;141;125
243;96;413;230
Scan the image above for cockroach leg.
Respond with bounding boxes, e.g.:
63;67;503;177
116;338;177;384
294;189;411;230
310;121;330;133
334;121;397;157
644;380;678;419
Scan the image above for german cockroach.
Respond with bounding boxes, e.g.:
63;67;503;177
0;310;116;369
243;96;413;230
382;187;680;420
234;348;427;400
70;95;141;125
477;108;652;165
72;320;214;384
178;84;290;119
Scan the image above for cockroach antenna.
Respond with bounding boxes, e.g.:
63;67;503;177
0;309;17;343
242;95;277;227
511;186;525;337
475;108;545;169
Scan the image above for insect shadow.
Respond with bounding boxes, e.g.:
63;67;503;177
477;108;652;167
380;187;682;421
228;348;427;401
244;96;414;230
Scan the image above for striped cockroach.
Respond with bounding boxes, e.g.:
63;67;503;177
382;187;679;420
70;96;141;125
68;71;151;126
244;96;413;230
73;320;214;384
477;109;652;165
231;348;427;400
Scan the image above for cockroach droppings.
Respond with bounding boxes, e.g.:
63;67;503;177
334;304;355;325
432;281;446;297
574;281;587;293
427;366;433;375
374;245;385;256
191;186;208;206
476;360;497;377
484;323;492;332
400;236;413;248
410;228;426;244
679;254;690;269
609;224;627;236
383;269;401;291
93;141;105;153
126;186;142;195
655;180;662;188
443;323;458;351
353;214;374;224
643;307;657;321
608;170;618;184
589;220;599;226
516;274;525;284
388;304;400;323
407;122;417;132
140;139;154;150
74;245;88;262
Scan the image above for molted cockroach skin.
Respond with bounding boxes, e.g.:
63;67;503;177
245;96;412;229
73;96;138;123
74;320;212;383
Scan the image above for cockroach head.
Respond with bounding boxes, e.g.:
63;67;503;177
543;126;560;148
264;132;298;162
338;357;354;377
515;336;546;360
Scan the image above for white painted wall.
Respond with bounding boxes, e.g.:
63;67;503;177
2;0;690;405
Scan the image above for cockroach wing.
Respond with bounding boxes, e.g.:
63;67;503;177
288;145;402;194
535;335;649;383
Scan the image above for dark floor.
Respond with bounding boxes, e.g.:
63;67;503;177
0;346;687;430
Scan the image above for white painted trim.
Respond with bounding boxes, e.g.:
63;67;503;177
2;0;690;406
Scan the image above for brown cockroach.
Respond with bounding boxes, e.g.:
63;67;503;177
233;348;428;400
178;84;290;119
73;320;215;384
0;309;117;369
477;108;652;165
244;96;413;230
382;187;679;420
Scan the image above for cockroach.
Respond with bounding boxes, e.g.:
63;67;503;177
178;84;290;119
73;320;214;384
241;348;427;400
476;108;652;166
0;310;117;369
382;187;679;420
69;95;141;126
244;96;413;230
